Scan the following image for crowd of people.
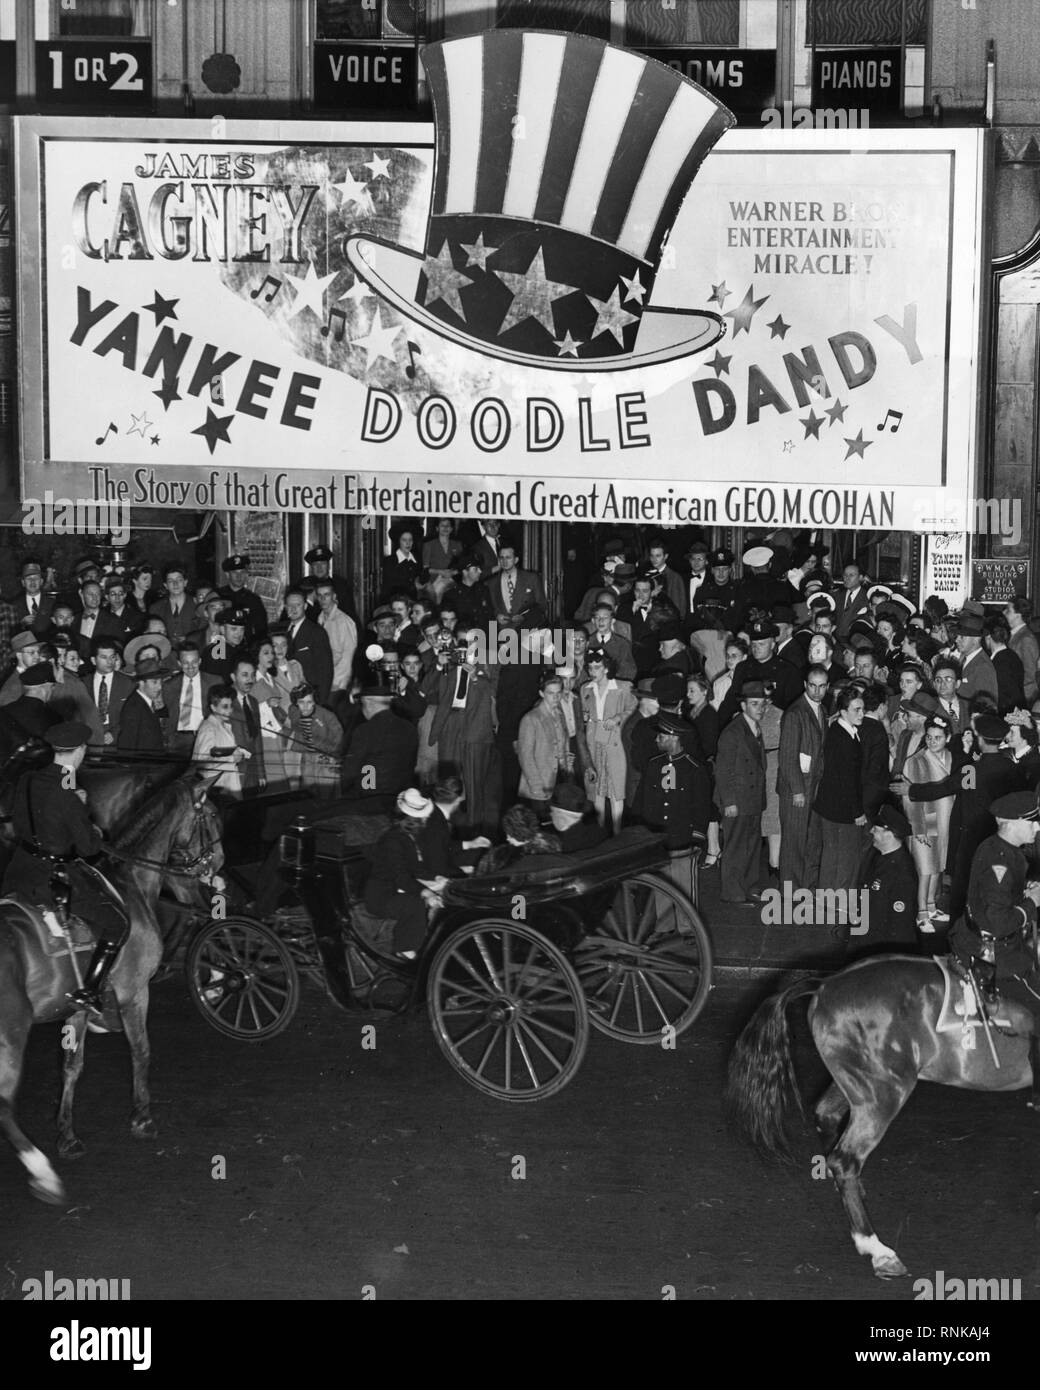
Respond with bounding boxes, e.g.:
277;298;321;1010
3;524;1040;972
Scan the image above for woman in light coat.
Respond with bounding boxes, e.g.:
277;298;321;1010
581;652;636;834
902;713;955;930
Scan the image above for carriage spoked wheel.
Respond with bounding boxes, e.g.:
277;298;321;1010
427;921;589;1101
186;916;300;1040
573;872;713;1044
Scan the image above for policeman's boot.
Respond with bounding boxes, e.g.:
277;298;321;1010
68;941;121;1017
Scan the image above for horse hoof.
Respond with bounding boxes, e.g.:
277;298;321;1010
131;1119;158;1141
57;1137;85;1161
30;1177;67;1206
873;1256;909;1280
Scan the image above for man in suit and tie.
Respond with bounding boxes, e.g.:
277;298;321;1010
932;659;969;735
0;630;44;706
714;680;769;903
955;610;999;704
164;641;218;756
984;614;1026;713
117;661;168;753
487;544;547;630
149;563;196;647
833;563;871;640
616;575;659;678
466;518;508;579
1005;597;1039;704
645;539;687;617
778;665;829;890
773;604;807;673
284;588;333;703
71;580;106;659
227;658;267;794
85;638;133;746
5;558;54;638
683;540;711;621
94;574;146;647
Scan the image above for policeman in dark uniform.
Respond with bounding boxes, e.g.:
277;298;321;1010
215;555;268;644
735;545;788;630
2;720;128;1017
292;545;356;622
639;711;713;851
719;619;803;724
694;548;744;630
950;789;1040;1036
201;607;249;682
850;803;919;957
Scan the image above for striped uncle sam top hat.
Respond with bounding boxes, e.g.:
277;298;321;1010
344;29;735;370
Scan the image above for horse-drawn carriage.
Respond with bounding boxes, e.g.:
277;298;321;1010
186;807;715;1101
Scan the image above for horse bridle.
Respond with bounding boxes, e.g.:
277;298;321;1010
103;795;223;886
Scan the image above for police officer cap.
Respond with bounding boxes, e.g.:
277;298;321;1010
742;545;773;568
873;804;911;838
45;720;91;749
217;607;249;627
221;554;250;573
975;713;1010;742
20;662;55;686
655;710;695;736
991;789;1040;821
304;545;333;564
748;620;779;640
709;547;734;566
650;673;684;704
741;680;768;699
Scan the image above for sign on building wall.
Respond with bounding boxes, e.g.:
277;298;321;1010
971;558;1030;606
15;32;986;528
313;42;418;111
923;532;968;610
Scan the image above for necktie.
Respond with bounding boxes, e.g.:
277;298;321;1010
179;678;194;731
98;675;109;723
241;696;258;739
454;666;470;703
506;572;515;604
28;597;36;615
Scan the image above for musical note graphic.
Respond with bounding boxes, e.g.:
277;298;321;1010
95;422;118;446
320;307;347;342
249;275;282;304
877;409;903;433
405;340;422;380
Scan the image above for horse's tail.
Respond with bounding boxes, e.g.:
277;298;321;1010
725;977;820;1162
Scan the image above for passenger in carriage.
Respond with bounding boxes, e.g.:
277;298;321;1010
548;782;608;854
363;788;449;959
421;775;492;877
476;805;565;874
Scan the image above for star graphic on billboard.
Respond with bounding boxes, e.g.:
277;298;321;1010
708;281;730;307
620;271;646;305
496;249;580;337
153;375;182;411
768;314;790;339
554;331;583;357
826;397;848;425
285;263;339;320
801;408;824;440
843;429;873;460
351;307;404;369
460;233;494;270
422;242;473;320
707;349;732;378
724;284;769;337
586;285;639;347
128;411;154;438
333;167;374;214
143;292;178;325
192;408;234;455
365;152;392;180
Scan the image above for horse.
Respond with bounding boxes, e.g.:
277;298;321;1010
725;953;1036;1279
0;768;223;1205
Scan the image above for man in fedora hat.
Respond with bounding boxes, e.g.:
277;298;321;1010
714;680;769;903
6;557;53;636
117;659;170;753
216;554;268;644
777;663;829;891
341;680;419;808
850;804;919;957
955;608;999;705
0;629;44;707
5;661;59;739
550;781;608;853
2;719;130;1020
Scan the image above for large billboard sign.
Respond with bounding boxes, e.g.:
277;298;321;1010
15;33;987;528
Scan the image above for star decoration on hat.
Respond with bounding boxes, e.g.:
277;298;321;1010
333;167;374;214
285;262;339;320
708;281;730;307
365;152;391;180
724;284;769;337
192;408;234;455
153;375;181;411
351;307;404;369
460;233;494;270
620;270;646;305
707;349;731;378
496;248;580;337
422;241;473;321
843;429;873;460
586;284;639;347
768;314;790;339
826;397;848;425
554;331;583;357
143;291;178;325
128;411;154;438
801;408;824;440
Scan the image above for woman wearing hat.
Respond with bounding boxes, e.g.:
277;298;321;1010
363;789;448;957
902;714;956;930
285;682;343;799
581;651;636;834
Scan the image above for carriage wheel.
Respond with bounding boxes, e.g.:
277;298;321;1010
186;916;300;1041
427;921;589;1102
574;871;713;1045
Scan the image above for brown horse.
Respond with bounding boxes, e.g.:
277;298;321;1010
0;770;222;1205
726;954;1035;1279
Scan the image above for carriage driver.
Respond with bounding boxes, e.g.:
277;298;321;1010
1;720;129;1018
949;789;1040;1031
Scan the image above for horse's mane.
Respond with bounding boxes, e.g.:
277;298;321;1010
112;776;195;856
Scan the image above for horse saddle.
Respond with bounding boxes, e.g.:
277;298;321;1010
934;953;1014;1045
0;893;95;957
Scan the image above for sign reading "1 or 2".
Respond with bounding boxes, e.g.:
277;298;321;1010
35;40;152;107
